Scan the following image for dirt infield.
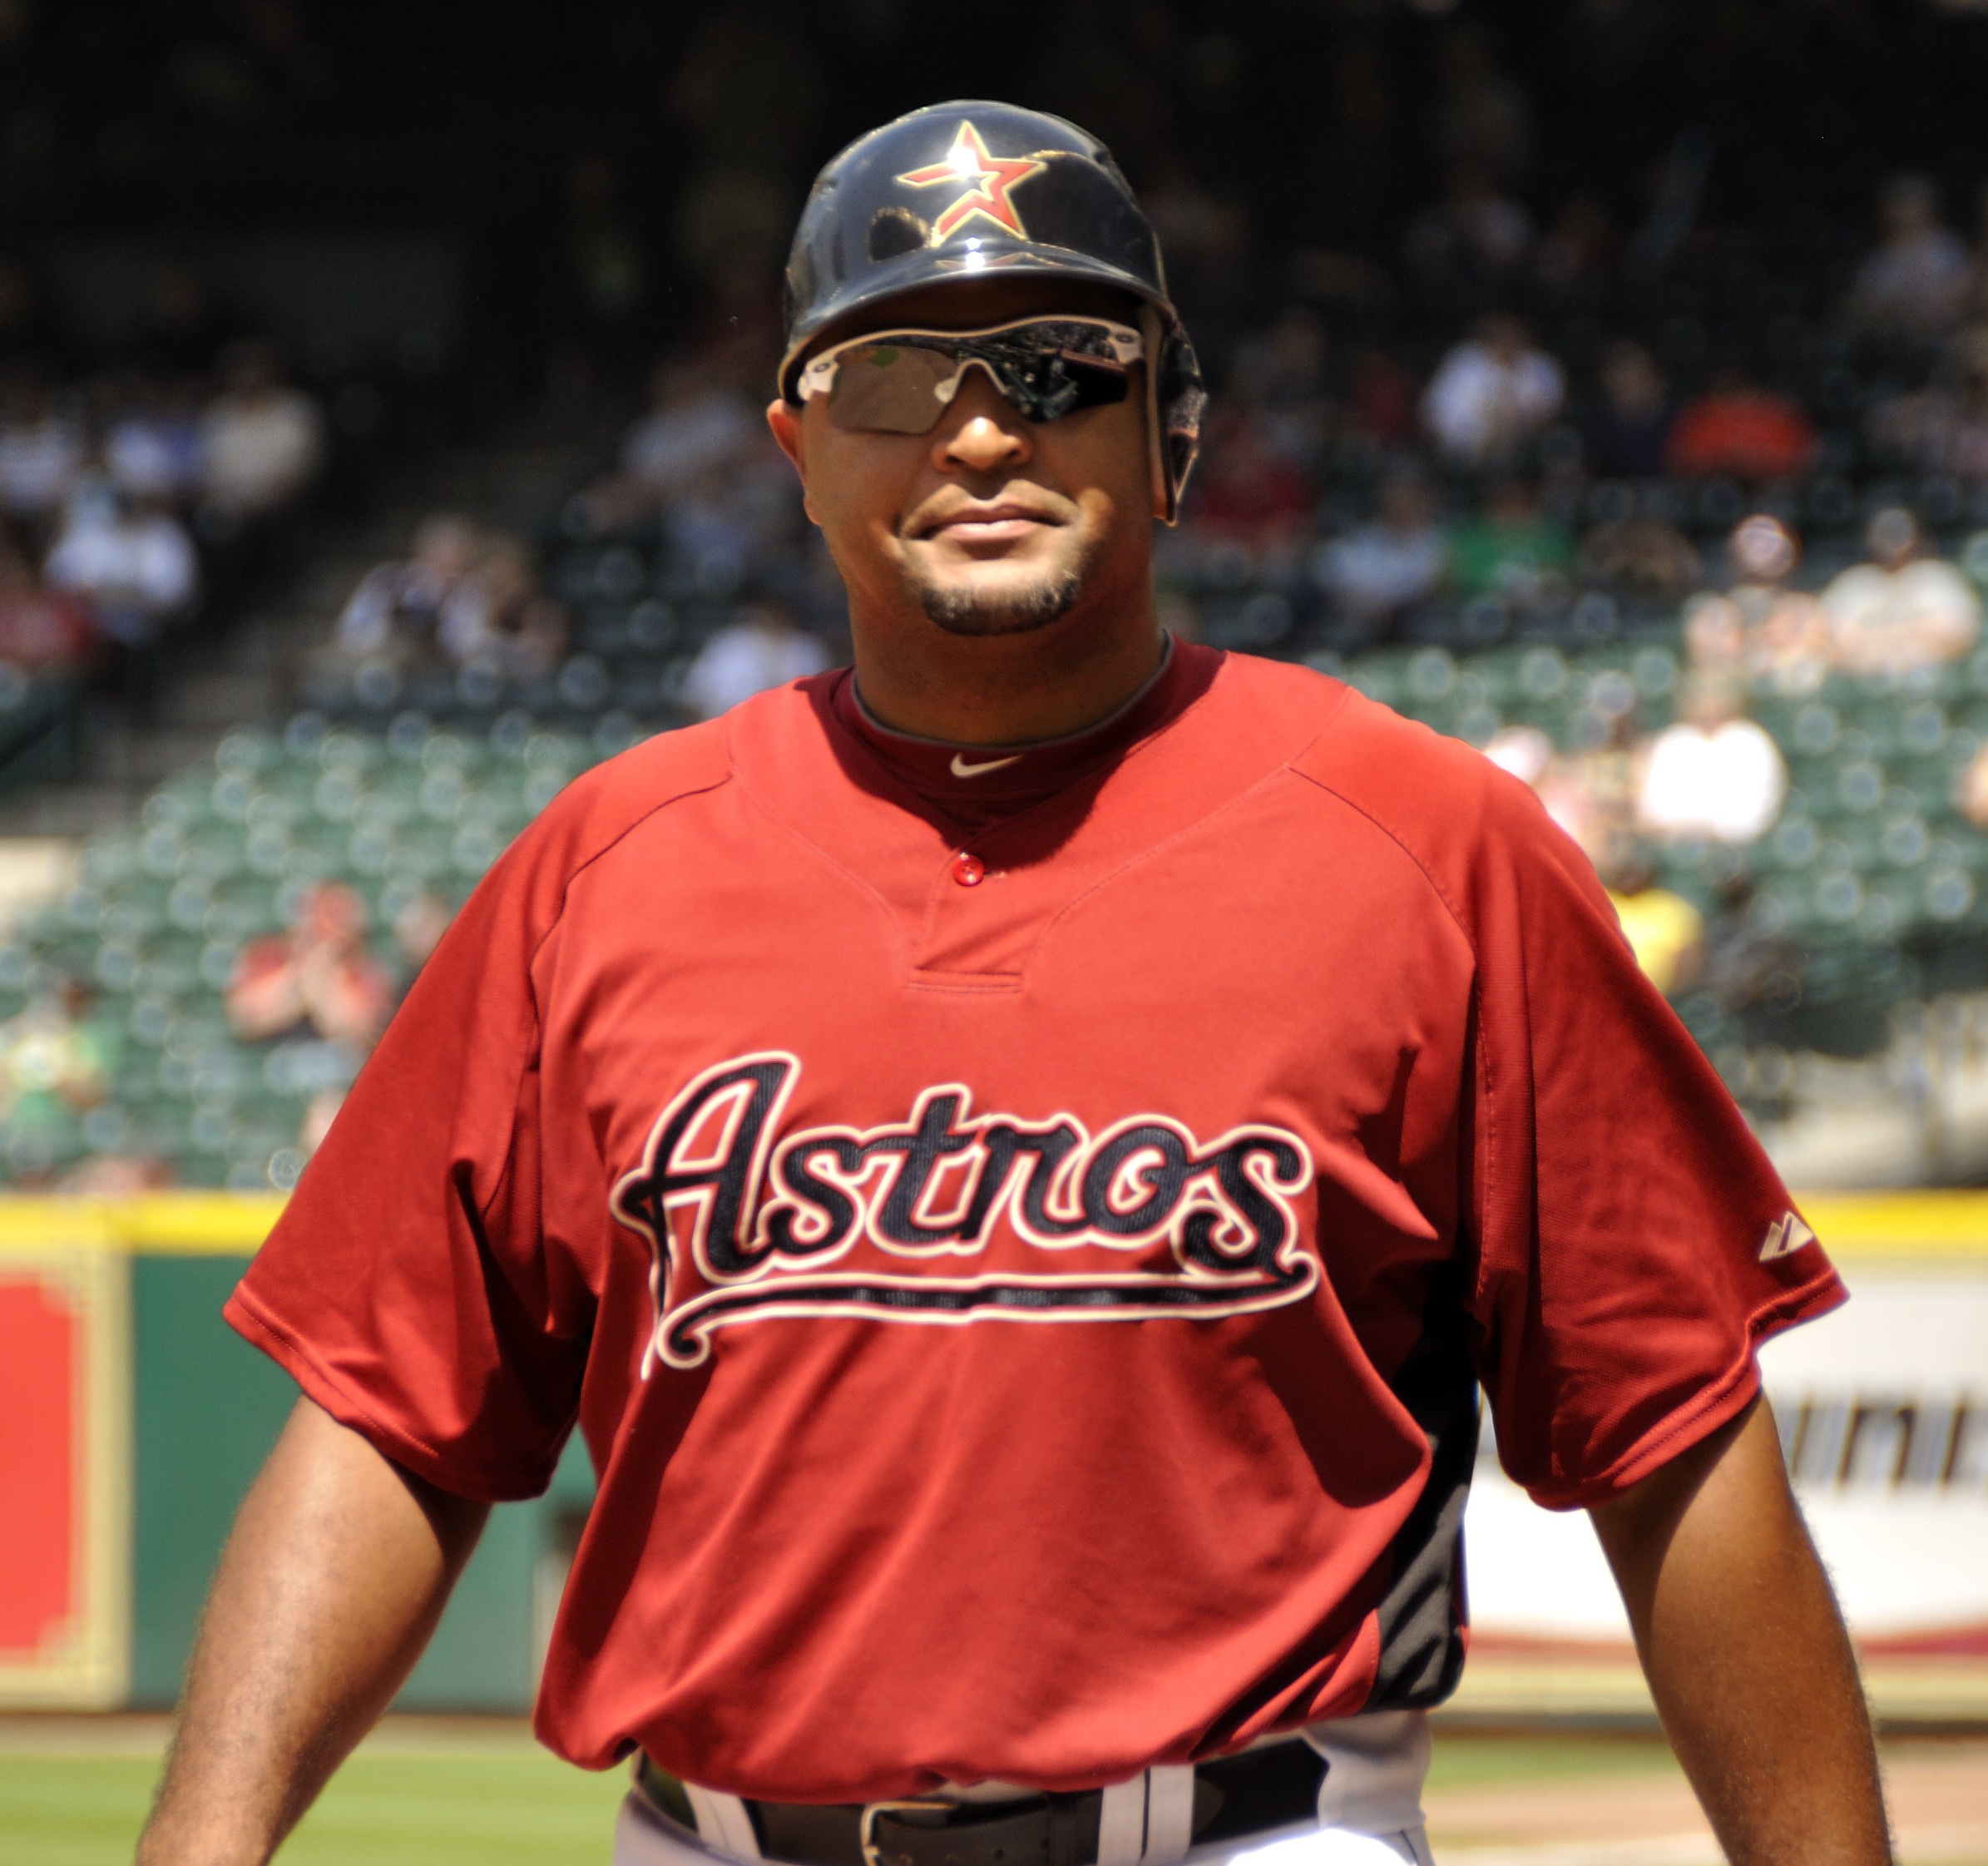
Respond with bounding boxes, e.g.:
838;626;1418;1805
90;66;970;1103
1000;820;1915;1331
1423;1737;1988;1862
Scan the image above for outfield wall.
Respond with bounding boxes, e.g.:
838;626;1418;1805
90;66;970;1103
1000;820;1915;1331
1;1193;1983;1719
0;1197;592;1712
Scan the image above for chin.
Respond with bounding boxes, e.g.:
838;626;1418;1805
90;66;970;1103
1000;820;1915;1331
912;565;1088;638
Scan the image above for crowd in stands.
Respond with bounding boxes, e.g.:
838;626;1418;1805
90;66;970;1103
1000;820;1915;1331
35;67;1988;1179
0;259;326;702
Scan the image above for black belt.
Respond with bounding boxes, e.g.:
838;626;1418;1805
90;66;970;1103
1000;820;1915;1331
636;1739;1328;1866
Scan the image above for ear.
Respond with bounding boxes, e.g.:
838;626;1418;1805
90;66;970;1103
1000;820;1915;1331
765;398;818;525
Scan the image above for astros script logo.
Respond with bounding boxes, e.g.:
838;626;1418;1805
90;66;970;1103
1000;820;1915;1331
612;1053;1320;1372
895;122;1048;244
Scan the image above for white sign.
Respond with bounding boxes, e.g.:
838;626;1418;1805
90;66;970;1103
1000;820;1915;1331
1464;1268;1988;1651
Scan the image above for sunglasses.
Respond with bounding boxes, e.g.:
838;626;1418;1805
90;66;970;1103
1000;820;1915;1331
795;316;1145;434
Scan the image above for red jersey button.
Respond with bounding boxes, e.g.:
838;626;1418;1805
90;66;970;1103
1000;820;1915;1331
951;851;986;887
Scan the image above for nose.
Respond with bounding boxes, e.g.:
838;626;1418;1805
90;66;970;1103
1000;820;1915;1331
933;366;1031;478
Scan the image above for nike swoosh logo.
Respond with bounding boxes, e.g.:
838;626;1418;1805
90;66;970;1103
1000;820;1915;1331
950;754;1022;779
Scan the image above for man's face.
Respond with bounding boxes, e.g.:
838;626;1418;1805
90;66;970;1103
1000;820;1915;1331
769;280;1157;641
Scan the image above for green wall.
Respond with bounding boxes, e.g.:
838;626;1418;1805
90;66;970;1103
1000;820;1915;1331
129;1254;593;1710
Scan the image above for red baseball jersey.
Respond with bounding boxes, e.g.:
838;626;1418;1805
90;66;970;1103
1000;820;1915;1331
226;641;1842;1801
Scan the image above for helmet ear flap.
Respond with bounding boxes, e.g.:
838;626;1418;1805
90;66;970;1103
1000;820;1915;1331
1140;304;1170;522
1139;307;1204;526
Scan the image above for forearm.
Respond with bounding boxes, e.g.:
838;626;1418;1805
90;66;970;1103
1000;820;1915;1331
138;1396;488;1866
1590;1397;1889;1866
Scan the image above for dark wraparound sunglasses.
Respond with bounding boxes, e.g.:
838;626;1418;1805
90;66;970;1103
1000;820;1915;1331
794;317;1145;433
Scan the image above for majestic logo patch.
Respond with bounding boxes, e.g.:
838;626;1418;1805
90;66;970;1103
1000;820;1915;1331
1758;1210;1817;1262
612;1053;1319;1371
895;122;1048;244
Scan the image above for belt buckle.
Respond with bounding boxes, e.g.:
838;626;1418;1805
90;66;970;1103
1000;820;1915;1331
859;1799;953;1866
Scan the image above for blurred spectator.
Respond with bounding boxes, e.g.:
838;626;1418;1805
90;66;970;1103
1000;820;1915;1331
1483;720;1632;874
1731;516;1832;691
1422;314;1563;469
106;376;205;507
1404;169;1534;302
1312;469;1446;636
1847;175;1970;340
1344;347;1420;450
1189;408;1315;544
1550;727;1638;869
1426;25;1533;182
299;1086;344;1160
664;448;804;581
332;514;479;665
1664;364;1817;482
436;534;568;680
1533;194;1617;297
1481;724;1553;787
61;1153;176;1194
1635;677;1788;846
44;481;198;651
1963;181;1988;324
580;356;762;533
1446;478;1570;606
0;374;83;536
0;980;119;1174
1683;583;1747;681
199;339;323;518
1582;340;1673;479
1229;308;1336;475
391;886;455;968
127;260;230;382
624;358;755;489
1698;876;1801;1024
1604;856;1705;997
1626;126;1715;283
680;604;831;720
226;882;394;1047
0;533;98;670
1579;515;1701;599
1954;741;1988;828
1682;515;1832;694
1823;506;1982;673
1867;329;1988;478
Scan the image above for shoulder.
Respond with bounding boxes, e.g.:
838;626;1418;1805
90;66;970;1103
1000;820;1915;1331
523;716;734;864
1279;676;1600;944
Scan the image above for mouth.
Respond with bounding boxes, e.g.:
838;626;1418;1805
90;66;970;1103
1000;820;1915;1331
914;500;1064;545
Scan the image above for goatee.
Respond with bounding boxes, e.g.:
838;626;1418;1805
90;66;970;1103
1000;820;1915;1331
912;568;1085;637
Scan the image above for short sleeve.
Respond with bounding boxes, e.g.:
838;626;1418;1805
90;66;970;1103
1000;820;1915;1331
1461;788;1844;1508
224;829;583;1503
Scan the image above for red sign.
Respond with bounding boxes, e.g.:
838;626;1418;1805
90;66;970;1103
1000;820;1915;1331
0;1275;77;1657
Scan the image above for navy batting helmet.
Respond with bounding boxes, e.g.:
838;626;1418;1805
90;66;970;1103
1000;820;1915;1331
779;100;1205;519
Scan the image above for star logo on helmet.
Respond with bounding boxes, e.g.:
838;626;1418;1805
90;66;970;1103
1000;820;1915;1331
895;122;1047;244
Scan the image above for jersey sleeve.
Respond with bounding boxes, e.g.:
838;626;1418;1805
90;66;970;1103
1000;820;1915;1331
224;819;586;1502
1457;776;1844;1510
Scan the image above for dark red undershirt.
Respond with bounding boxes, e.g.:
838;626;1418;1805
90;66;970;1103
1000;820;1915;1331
829;636;1219;838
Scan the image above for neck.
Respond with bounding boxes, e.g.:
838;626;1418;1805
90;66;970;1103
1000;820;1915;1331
847;583;1165;748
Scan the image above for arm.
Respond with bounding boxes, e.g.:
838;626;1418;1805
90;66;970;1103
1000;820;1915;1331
1589;1395;1891;1866
137;1395;489;1866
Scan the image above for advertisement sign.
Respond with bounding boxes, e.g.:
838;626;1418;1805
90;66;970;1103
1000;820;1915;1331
0;1245;128;1708
1459;1207;1988;1720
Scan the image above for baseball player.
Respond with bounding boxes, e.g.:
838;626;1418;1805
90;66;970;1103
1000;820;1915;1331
141;103;1888;1866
